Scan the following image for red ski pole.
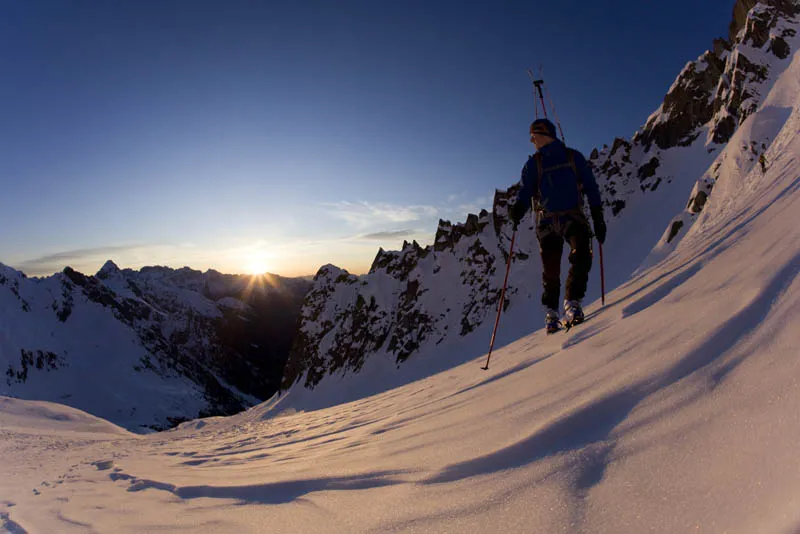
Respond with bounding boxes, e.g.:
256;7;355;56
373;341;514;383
598;242;606;306
481;231;516;370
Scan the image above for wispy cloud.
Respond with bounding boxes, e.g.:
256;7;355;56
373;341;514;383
437;192;494;222
322;201;439;229
358;229;417;240
17;245;147;275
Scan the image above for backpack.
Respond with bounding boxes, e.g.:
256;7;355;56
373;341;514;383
533;148;585;212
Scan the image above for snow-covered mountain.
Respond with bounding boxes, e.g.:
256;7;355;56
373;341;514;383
0;261;311;431
280;0;800;406
2;44;799;528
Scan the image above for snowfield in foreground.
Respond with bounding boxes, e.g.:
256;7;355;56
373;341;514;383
3;34;800;534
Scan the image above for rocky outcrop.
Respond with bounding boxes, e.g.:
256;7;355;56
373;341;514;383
282;191;526;391
636;51;727;151
282;0;800;396
588;0;799;217
687;175;717;214
710;2;800;142
633;0;798;152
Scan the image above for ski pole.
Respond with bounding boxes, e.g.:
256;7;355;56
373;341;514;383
481;230;516;370
598;242;606;306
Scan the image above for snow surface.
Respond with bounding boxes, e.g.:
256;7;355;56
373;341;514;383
2;51;800;532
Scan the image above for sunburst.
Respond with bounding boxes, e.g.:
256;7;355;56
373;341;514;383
244;258;270;276
241;250;277;299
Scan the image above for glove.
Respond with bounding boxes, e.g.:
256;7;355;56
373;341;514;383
510;201;528;230
590;205;606;244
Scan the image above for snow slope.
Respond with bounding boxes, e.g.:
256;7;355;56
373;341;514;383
1;53;798;532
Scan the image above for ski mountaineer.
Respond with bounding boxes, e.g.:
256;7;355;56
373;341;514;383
759;153;767;174
509;118;607;334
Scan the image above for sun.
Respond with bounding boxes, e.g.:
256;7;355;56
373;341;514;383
243;252;272;276
244;259;270;276
241;250;279;298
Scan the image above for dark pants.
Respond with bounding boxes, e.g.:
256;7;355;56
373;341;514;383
536;211;593;311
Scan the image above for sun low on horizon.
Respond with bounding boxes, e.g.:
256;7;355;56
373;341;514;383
243;251;273;276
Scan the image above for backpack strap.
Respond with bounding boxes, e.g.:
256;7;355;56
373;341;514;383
534;152;544;206
566;148;585;207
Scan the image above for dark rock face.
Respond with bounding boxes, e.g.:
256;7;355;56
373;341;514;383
666;220;685;244
589;0;799;214
711;0;800;143
636;51;727;152
370;240;429;279
688;190;709;213
731;0;800;41
770;35;792;58
432;209;492;254
637;157;660;181
632;0;799;152
730;0;760;41
6;349;64;384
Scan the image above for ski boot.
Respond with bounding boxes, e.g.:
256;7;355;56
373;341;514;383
544;308;561;334
563;300;584;330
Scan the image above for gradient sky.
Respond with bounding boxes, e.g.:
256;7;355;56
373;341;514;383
1;0;734;278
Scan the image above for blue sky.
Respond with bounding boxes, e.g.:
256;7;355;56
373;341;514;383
1;0;733;277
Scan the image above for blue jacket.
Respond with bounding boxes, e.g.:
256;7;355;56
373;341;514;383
516;139;602;214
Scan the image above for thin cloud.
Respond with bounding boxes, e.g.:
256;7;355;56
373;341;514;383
358;229;416;240
437;193;494;222
322;201;439;229
17;245;146;275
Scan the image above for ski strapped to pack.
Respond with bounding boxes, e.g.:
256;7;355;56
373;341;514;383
528;68;567;142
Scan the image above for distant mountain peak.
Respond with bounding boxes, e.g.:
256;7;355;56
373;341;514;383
96;259;121;279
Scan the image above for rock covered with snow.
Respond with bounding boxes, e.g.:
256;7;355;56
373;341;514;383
282;0;800;399
591;0;799;218
282;185;536;391
0;262;311;431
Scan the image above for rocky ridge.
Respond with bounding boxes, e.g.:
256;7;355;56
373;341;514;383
282;0;799;393
593;0;799;216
